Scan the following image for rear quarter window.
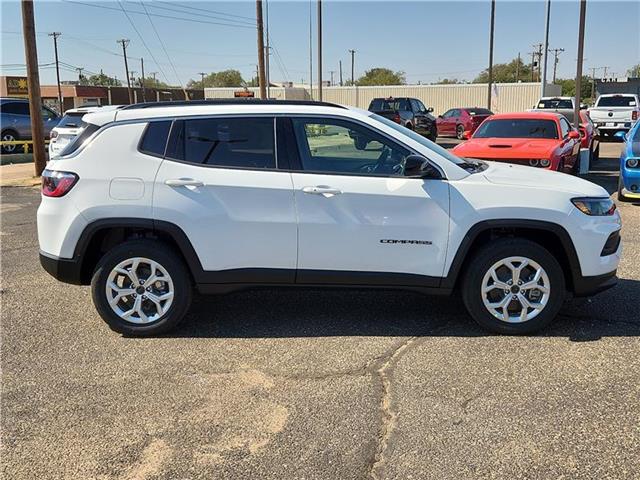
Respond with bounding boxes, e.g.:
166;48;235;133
139;120;172;157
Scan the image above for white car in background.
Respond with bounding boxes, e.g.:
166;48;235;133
588;94;640;137
48;105;121;158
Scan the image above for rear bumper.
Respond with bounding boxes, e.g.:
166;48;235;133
572;270;618;297
39;251;83;285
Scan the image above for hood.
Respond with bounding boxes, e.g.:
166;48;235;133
454;137;558;160
481;161;608;197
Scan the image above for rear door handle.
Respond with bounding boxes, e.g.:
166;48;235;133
302;185;342;197
165;178;204;187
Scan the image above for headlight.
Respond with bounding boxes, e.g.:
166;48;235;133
627;158;639;168
571;197;616;216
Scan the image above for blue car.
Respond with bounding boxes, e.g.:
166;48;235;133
1;97;59;154
616;124;640;201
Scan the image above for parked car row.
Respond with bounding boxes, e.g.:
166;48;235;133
0;97;59;153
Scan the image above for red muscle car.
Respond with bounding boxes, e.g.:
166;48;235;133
436;107;493;139
452;112;582;173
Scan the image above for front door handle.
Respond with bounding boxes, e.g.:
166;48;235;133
165;178;204;187
302;185;342;197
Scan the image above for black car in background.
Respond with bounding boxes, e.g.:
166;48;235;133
368;97;437;141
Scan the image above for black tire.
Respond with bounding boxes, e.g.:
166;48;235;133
461;238;566;335
592;143;600;162
91;240;192;336
1;129;18;154
456;124;465;140
405;123;414;131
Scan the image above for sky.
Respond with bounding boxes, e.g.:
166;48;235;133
1;0;638;88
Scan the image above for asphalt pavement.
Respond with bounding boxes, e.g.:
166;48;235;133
1;141;639;479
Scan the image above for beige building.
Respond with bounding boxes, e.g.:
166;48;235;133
205;82;561;115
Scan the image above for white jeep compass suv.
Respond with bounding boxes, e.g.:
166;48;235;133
37;100;622;336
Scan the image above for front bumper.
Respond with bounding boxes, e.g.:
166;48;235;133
40;251;83;285
572;270;618;297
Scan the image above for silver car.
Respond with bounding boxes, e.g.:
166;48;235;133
1;97;59;153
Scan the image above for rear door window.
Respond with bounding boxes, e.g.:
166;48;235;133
167;117;275;169
57;113;85;128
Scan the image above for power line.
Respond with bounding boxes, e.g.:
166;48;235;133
154;0;255;22
63;1;256;29
137;1;256;27
138;0;183;89
116;0;172;86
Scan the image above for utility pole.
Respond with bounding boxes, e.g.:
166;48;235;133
265;0;270;98
198;72;206;87
516;52;521;82
140;57;146;102
21;0;46;175
573;0;587;130
339;60;343;86
48;32;63;114
329;70;334;86
603;66;609;79
549;47;564;83
532;43;543;82
349;49;355;85
75;67;84;83
256;0;267;99
530;51;536;81
117;39;132;104
541;0;551;97
487;0;495;109
309;0;313;100
150;72;157;83
317;0;322;101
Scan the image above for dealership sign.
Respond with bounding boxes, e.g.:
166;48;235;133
6;76;28;96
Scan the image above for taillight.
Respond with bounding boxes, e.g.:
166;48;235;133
42;170;78;197
632;111;638;121
393;113;401;123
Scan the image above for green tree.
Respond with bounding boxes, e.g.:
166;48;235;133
555;76;594;101
187;69;245;89
473;57;532;83
434;78;461;85
140;76;170;89
627;64;640;78
355;68;405;86
80;71;121;87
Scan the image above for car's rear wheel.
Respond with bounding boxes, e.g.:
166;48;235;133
456;124;465;140
461;238;566;334
91;240;192;336
1;130;18;154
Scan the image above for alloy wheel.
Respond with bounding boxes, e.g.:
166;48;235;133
481;256;550;323
2;133;16;153
105;257;174;324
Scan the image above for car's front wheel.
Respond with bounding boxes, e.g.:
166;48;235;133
461;238;566;334
456;124;465;140
1;130;18;154
91;240;192;335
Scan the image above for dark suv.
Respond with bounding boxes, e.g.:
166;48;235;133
1;97;59;153
368;97;437;141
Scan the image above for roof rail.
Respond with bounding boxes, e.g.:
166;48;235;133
120;99;346;110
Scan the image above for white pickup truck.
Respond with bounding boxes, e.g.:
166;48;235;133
588;94;640;136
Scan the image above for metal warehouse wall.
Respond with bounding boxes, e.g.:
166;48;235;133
205;83;561;114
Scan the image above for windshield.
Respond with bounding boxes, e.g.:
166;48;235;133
473;119;559;139
597;96;637;107
537;98;573;109
369;98;398;111
370;112;465;165
57;113;86;128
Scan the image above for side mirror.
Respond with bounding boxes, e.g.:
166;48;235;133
427;107;434;113
568;130;580;139
438;114;443;119
404;155;438;178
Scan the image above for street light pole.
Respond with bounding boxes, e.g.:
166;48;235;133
541;0;551;97
117;39;132;104
317;0;322;101
573;0;587;130
349;49;355;85
487;0;495;109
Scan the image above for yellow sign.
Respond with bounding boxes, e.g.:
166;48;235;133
6;76;28;96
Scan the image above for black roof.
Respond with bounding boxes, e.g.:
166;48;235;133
121;99;346;110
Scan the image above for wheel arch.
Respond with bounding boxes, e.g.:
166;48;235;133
74;218;205;285
442;219;581;293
